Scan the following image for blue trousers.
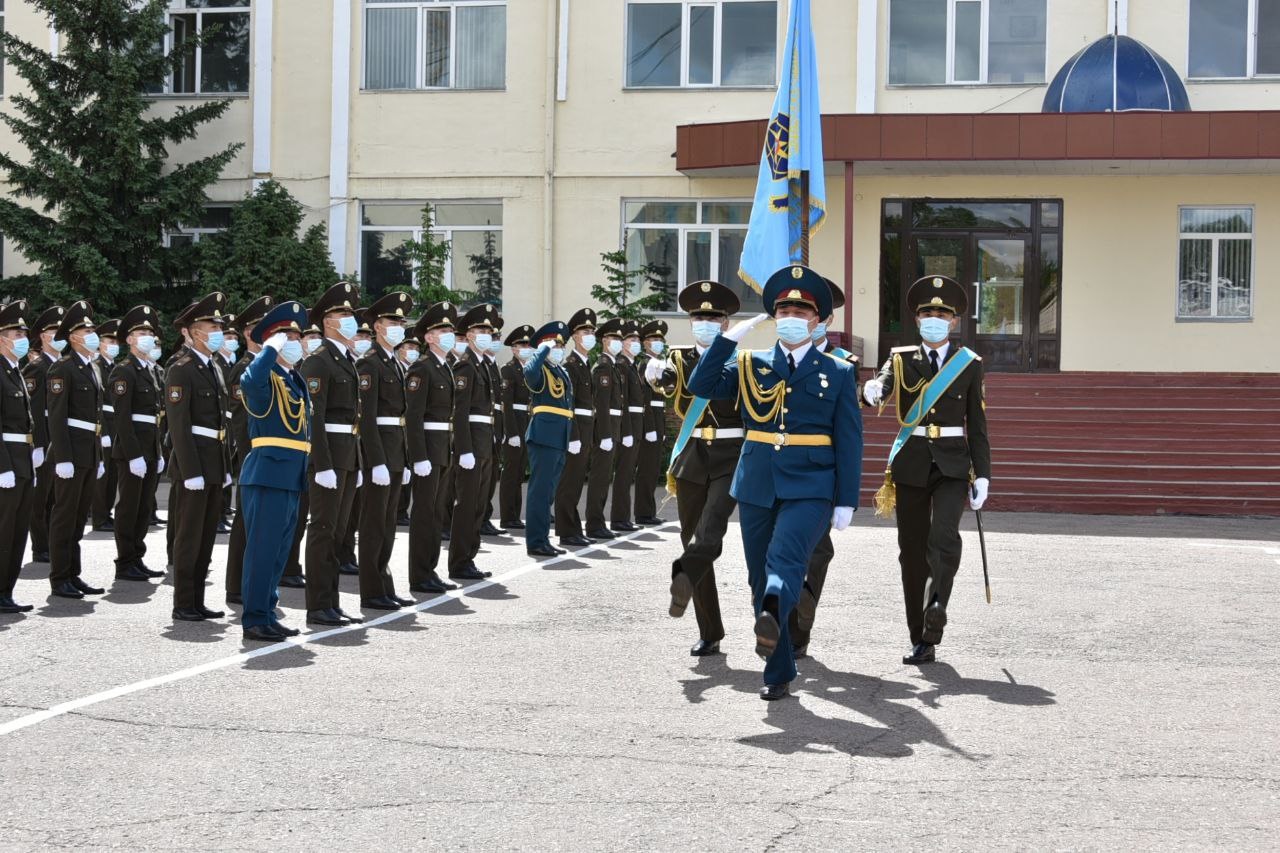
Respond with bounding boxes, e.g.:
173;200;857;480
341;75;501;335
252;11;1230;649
241;484;301;629
525;442;566;550
738;498;832;686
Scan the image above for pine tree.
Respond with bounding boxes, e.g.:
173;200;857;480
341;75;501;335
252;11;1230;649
468;229;503;309
393;204;474;306
194;180;341;311
0;0;241;321
591;242;664;323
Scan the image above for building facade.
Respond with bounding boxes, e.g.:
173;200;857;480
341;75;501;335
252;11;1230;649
1;0;1278;373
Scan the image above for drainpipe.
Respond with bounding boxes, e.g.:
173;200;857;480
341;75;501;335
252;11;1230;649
543;0;567;321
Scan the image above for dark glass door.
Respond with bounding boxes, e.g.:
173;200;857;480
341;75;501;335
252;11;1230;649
970;234;1032;372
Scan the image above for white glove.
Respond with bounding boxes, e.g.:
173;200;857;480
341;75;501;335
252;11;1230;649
96;462;105;480
724;312;769;343
600;437;614;452
100;435;111;448
32;447;45;469
458;452;476;470
223;473;232;488
568;440;581;455
184;475;206;491
622;435;634;448
157;456;166;474
831;506;854;531
970;478;990;511
357;470;363;488
0;471;14;489
371;464;391;486
314;469;338;490
413;460;432;477
508;435;521;448
644;358;665;383
128;457;147;478
863;379;884;407
55;462;74;479
538;340;554;352
645;431;658;443
402;468;411;485
266;331;288;352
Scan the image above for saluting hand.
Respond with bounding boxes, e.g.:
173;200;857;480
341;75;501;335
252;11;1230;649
724;312;769;343
266;331;288;352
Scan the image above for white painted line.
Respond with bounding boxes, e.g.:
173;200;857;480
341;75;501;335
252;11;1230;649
0;525;674;737
1188;543;1280;553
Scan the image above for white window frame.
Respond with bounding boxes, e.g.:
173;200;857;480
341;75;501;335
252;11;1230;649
158;0;251;96
621;198;754;315
623;0;778;89
162;205;234;248
887;0;1048;86
1176;205;1255;322
362;0;507;91
358;201;503;290
1187;0;1280;80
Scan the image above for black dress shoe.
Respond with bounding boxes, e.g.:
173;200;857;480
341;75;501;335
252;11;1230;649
333;607;363;624
197;605;225;619
390;595;415;607
410;580;447;594
51;581;84;599
760;682;790;701
278;574;306;589
586;528;616;540
793;644;809;660
903;643;936;664
690;639;721;656
397;515;411;527
610;521;640;533
527;544;562;558
500;520;526;530
338;562;359;576
362;596;401;611
559;535;593;547
669;572;693;618
448;566;487;581
794;584;818;633
139;563;165;578
226;593;243;605
172;607;206;622
0;596;34;614
921;603;947;645
32;551;50;564
271;622;301;637
71;578;105;595
149;515;165;527
479;522;505;536
114;564;153;582
216;520;232;535
635;516;664;526
307;608;345;626
93;519;115;532
440;531;450;541
754;611;780;660
243;624;286;642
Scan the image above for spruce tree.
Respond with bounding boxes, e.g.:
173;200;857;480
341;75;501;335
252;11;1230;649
591;243;663;323
392;204;474;306
468;229;503;309
0;0;241;320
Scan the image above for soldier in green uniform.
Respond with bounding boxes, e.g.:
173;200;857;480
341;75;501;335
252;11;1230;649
0;301;36;614
584;318;624;541
447;303;500;581
108;305;167;583
91;318;121;532
633;320;668;526
553;308;597;548
479;315;506;538
23;304;65;565
863;275;991;665
405;302;460;594
165;292;232;622
499;324;534;530
609;321;645;533
283;319;324;583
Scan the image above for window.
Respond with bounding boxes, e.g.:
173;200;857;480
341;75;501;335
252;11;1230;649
888;0;1046;85
1189;0;1280;78
364;1;506;90
1178;207;1253;320
158;1;251;95
625;1;776;88
360;202;503;308
623;200;759;313
163;206;233;249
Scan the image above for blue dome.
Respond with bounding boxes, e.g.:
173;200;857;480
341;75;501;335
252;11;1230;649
1043;34;1191;113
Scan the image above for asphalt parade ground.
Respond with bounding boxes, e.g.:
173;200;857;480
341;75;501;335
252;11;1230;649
0;507;1276;850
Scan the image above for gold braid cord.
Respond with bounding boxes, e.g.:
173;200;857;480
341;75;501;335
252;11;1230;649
873;353;929;519
541;366;566;399
665;355;692;497
736;350;786;427
242;371;308;436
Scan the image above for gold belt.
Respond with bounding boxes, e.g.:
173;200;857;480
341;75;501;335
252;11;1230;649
251;437;312;453
531;405;574;419
745;430;832;448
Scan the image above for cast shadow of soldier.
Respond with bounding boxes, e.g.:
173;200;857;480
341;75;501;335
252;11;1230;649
681;657;1055;760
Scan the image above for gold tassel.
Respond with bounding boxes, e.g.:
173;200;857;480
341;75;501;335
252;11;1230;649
873;468;897;518
665;470;678;497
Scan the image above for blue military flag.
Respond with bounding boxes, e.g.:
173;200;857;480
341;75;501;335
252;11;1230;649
738;0;826;293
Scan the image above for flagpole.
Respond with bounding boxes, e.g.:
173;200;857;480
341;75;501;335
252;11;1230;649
800;169;810;266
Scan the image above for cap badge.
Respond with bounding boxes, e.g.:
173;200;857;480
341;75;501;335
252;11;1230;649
933;278;943;288
931;296;943;305
700;301;712;310
787;289;802;299
701;282;712;293
344;284;352;293
791;267;803;279
396;308;404;317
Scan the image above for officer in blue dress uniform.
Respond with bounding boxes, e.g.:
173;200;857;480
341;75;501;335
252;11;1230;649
238;302;312;642
522;321;573;558
687;265;863;700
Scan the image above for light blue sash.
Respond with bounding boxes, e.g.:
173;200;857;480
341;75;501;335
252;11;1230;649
885;347;978;467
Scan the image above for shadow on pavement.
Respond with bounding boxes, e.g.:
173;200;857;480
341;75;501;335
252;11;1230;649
542;559;590;572
37;599;98;618
467;583;518;601
911;662;1056;709
423;597;475;617
161;619;230;643
242;644;317;670
103;580;160;605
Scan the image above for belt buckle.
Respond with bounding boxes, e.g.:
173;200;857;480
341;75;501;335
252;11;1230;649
926;424;941;440
774;432;787;447
703;425;715;442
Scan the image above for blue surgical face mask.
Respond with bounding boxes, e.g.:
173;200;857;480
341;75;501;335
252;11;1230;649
691;320;720;347
203;330;224;353
353;338;372;356
402;349;420;364
548;348;566;365
149;347;162;362
280;340;304;366
384;325;406;347
105;344;120;360
811;322;828;343
580;333;597;351
648;340;665;356
516;347;534;362
336;315;359;340
453;341;469;355
11;337;30;360
438;331;457;352
775;317;811;346
626;341;642;357
49;337;67;353
305;338;322;354
606;338;623;356
136;334;157;354
918;316;952;344
81;332;101;352
473;333;493;350
487;339;502;354
223;338;239;354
